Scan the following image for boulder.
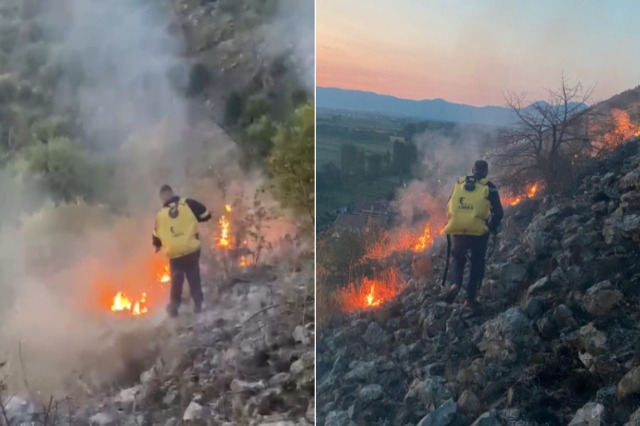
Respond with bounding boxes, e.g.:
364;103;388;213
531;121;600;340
324;410;355;426
568;402;605;426
363;322;385;348
617;366;640;399
583;281;623;315
478;308;539;360
358;384;383;402
457;390;482;416
416;398;457;426
405;376;452;410
471;410;503;426
578;323;608;355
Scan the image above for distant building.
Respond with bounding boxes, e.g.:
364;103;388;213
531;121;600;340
333;214;370;231
333;199;393;231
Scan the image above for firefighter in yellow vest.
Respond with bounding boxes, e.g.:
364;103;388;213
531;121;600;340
153;184;212;317
443;160;503;311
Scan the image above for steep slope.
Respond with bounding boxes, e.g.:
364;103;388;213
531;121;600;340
318;139;640;425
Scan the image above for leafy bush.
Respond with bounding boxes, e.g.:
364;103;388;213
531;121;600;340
22;137;95;202
30;116;72;142
246;115;277;158
243;94;271;124
268;103;314;222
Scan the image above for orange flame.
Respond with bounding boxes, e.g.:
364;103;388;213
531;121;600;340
111;291;149;316
502;182;540;207
413;223;434;253
591;109;640;154
336;268;406;312
217;204;233;249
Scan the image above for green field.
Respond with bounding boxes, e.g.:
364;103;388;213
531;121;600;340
315;109;501;231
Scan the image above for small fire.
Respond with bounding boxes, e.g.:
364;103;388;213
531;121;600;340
111;291;148;316
413;223;434;253
503;182;540;207
591;109;640;154
336;268;406;312
217;204;233;249
365;282;382;307
158;265;171;284
239;256;249;267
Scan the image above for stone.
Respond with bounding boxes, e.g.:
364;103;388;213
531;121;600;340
344;361;376;382
526;277;555;298
363;322;385;347
230;379;266;394
568;402;605;426
416;398;457;426
458;390;482;416
552;304;578;331
293;325;309;344
583;280;623;315
183;401;204;421
617;367;640;399
478;308;538;360
578;323;608;355
358;384;383;402
471;410;503;426
324;410;355;426
89;412;115;426
625;407;640;426
405;376;451;409
523;229;554;257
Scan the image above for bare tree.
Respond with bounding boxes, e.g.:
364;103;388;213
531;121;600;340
491;76;595;193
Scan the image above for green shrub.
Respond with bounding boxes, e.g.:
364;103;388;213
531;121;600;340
22;136;95;202
268;103;314;222
244;94;271;124
246;115;276;158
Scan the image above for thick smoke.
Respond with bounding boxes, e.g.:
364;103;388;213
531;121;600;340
0;0;310;397
393;126;494;227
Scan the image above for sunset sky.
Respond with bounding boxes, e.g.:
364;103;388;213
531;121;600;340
317;0;640;106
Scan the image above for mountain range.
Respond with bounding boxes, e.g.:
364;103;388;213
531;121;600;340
317;87;518;126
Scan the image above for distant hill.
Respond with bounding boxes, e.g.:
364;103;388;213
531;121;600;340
317;87;516;126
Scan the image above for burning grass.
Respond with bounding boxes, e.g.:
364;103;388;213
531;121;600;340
335;267;406;312
591;109;640;154
502;182;541;207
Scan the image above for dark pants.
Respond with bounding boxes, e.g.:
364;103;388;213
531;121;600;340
450;234;489;302
169;249;203;309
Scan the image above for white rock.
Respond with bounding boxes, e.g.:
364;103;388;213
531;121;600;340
89;412;115;426
183;401;204;421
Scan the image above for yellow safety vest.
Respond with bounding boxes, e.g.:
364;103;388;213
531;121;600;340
155;198;201;259
444;176;491;236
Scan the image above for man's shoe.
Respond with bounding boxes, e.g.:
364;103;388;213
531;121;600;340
463;299;480;313
166;304;178;318
443;284;460;304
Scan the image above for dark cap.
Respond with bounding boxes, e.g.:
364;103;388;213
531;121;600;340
159;184;173;194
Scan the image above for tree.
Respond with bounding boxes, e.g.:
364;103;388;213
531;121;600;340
490;76;594;193
268;103;314;223
367;153;383;178
317;162;341;191
339;143;358;181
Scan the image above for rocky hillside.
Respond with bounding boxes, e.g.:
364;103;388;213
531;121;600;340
2;263;315;426
317;138;640;425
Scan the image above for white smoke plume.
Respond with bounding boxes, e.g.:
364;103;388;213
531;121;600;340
393;125;497;227
0;0;311;398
